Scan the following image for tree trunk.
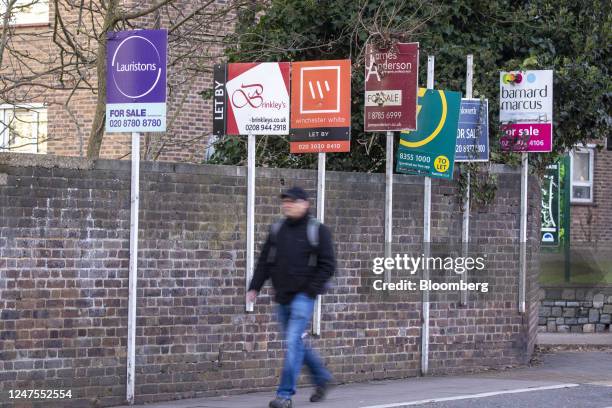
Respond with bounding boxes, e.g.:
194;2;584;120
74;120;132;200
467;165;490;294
86;3;117;159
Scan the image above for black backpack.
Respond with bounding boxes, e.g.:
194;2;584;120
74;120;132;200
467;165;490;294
266;217;321;267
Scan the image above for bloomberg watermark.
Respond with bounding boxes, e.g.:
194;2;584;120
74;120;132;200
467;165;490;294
105;29;167;133
370;253;490;293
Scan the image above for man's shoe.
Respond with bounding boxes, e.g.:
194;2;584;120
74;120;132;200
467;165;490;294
269;397;293;408
310;381;334;402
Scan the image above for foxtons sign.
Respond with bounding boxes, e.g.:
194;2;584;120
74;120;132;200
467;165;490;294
106;29;167;133
499;70;553;152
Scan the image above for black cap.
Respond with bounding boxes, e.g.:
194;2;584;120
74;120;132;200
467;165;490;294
280;186;308;201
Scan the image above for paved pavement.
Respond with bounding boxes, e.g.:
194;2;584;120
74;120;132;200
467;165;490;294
407;385;612;408
113;350;612;408
537;332;612;346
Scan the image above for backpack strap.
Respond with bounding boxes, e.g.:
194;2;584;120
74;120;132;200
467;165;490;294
307;217;320;267
266;218;285;263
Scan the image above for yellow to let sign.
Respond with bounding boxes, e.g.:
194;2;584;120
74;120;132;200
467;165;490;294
433;155;450;173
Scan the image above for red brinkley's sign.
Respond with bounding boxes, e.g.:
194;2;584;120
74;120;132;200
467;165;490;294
220;62;290;136
364;42;419;132
290;60;351;153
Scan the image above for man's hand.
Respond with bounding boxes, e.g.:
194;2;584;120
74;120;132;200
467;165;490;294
246;290;258;303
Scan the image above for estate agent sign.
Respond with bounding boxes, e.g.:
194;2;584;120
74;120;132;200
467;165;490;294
106;29;167;133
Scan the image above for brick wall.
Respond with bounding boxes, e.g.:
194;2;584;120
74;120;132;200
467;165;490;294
0;153;541;407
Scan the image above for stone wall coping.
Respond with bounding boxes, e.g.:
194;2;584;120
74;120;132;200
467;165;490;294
0;152;522;186
542;285;612;290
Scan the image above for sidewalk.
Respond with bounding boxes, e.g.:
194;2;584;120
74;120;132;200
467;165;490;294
537;332;612;346
112;350;612;408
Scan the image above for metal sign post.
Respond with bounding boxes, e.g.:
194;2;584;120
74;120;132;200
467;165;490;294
461;54;473;306
290;61;351;333
499;70;553;313
519;152;528;313
246;134;255;312
107;29;168;406
126;132;140;405
499;70;554;312
421;55;434;376
217;63;290;312
312;152;326;335
384;131;394;284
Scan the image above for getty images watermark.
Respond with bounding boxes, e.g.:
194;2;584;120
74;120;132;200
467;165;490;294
371;254;489;293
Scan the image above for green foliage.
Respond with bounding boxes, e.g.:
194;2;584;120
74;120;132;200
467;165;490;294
456;163;498;210
208;0;611;174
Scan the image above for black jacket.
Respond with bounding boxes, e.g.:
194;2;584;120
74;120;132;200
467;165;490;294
248;213;336;304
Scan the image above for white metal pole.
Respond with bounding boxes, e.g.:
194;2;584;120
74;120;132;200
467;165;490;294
312;152;326;335
519;152;528;313
461;54;474;306
384;131;394;284
126;132;140;405
465;54;473;99
421;55;434;376
246;134;256;312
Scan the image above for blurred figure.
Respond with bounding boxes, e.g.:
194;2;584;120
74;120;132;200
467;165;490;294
247;186;336;408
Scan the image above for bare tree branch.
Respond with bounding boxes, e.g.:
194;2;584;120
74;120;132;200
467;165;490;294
0;0;18;69
2;0;257;159
115;0;173;22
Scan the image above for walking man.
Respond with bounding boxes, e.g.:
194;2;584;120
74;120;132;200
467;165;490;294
247;186;335;408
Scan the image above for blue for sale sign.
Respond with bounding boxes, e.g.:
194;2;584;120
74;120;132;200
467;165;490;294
455;98;489;162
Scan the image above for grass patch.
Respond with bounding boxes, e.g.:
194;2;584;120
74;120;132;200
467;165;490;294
539;250;612;286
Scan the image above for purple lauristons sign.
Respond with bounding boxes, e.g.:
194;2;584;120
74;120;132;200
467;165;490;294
105;29;167;133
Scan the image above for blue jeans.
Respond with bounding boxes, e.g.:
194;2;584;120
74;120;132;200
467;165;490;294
276;293;332;400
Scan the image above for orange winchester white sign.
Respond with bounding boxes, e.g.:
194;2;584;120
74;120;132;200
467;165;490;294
290;60;351;153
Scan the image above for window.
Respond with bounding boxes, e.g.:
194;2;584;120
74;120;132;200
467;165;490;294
0;0;49;26
570;146;594;203
0;104;47;154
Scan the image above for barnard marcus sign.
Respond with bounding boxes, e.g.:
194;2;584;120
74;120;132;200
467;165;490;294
499;69;553;152
106;29;167;133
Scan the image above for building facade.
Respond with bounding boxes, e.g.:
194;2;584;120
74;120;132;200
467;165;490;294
0;0;234;162
569;141;612;245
